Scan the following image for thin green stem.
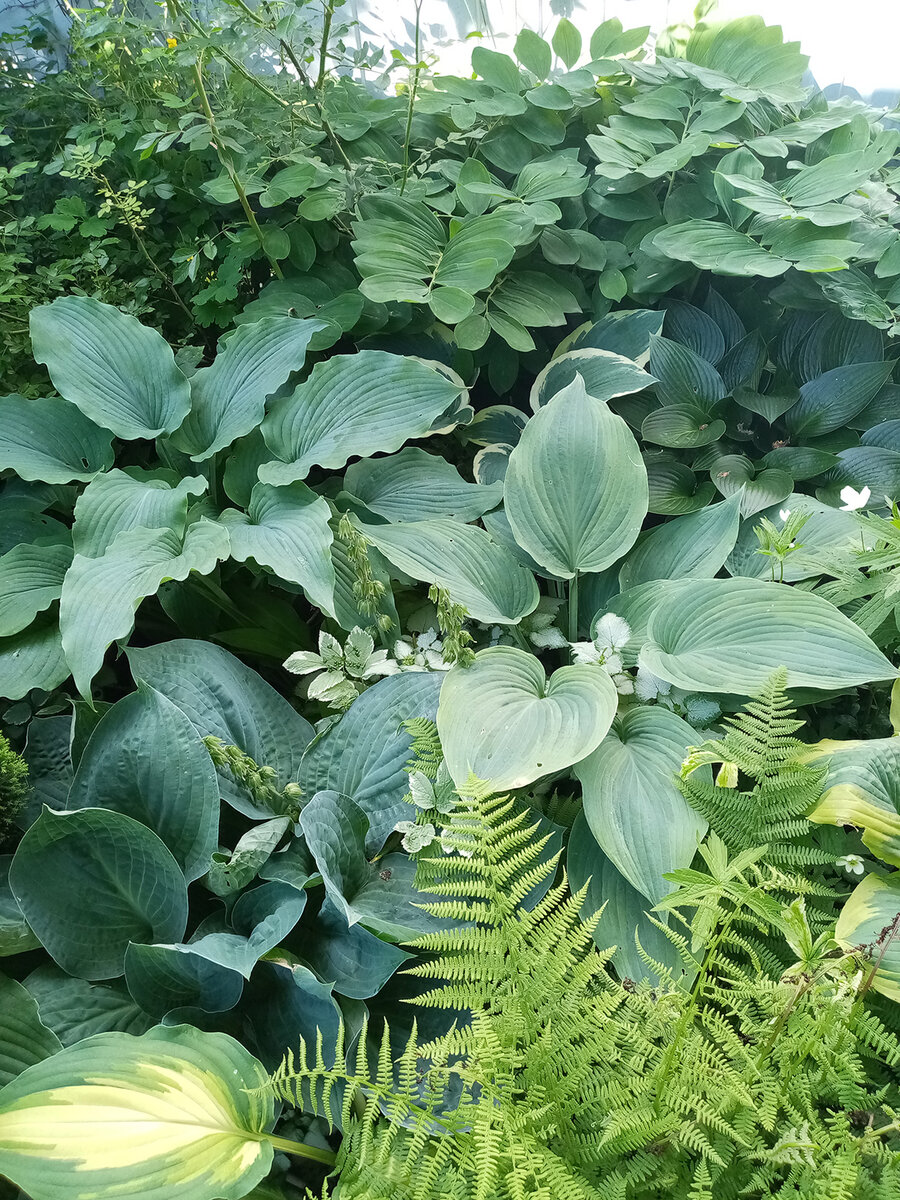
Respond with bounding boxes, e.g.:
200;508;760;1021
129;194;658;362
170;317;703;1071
316;0;335;91
399;0;424;193
266;1132;336;1166
568;571;580;641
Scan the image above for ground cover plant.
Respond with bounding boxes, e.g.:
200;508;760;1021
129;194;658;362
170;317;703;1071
1;3;900;1198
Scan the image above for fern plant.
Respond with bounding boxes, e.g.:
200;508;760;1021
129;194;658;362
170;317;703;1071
266;768;900;1199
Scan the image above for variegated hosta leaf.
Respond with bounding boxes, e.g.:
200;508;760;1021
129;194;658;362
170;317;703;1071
805;738;900;867
0;1025;283;1200
835;872;900;1002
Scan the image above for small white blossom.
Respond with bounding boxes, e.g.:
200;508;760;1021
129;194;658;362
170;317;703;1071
394;638;416;660
839;485;871;511
779;509;790;522
835;854;865;876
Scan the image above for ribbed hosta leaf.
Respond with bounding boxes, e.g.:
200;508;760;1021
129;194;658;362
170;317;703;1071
342;447;503;523
0;1025;281;1200
30;297;191;440
529;348;654;410
618;492;741;589
72;470;207;558
218;481;335;616
574;707;708;904
640;577;898;694
171;317;326;460
0;974;62;1088
0;543;72;637
0;395;114;483
836;873;900;1002
260;352;464;484
437;645;618;790
0;618;69;702
504;376;648;578
650;221;791;277
358;517;539;624
806;738;900;867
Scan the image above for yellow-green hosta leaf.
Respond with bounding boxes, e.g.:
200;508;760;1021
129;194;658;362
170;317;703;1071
835;873;900;1002
806;738;900;867
0;1025;297;1200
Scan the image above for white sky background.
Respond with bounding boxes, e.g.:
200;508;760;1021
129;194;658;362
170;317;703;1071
351;0;900;99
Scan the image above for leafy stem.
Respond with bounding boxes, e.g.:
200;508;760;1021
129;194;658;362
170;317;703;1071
399;0;425;194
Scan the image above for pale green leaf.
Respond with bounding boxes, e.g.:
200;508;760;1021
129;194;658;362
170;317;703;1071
0;395;114;483
618;492;741;589
835;873;900;1002
343;447;502;523
0;543;72;637
72;469;207;558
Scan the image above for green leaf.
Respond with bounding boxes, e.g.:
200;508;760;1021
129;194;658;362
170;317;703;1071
60;520;230;698
304;897;411;999
784;147;895;208
72;469;207;558
127;639;314;820
471;46;521;91
24;965;153;1046
726;495;860;581
641;405;726;449
0;543;72;637
785;362;895;440
0;1025;283;1200
0;395;114;483
0;618;69;702
649;335;726;408
29;297;191;440
575;707;709;903
218;482;335;616
505;377;648;578
590;18;651;59
343;447;503;523
66;685;220;882
170;317;326;461
640;578;898;694
0;974;62;1089
515;29;551;77
357;517;539;624
835;873;900;1002
708;455;793;518
9;808;188;979
260;351;464;485
299;672;443;853
437;645;618;790
683;16;809;105
805;738;900;868
651;221;791;277
552;18;581;67
0;857;39;957
618;492;741;589
529;349;654;410
571;309;665;362
647;460;716;515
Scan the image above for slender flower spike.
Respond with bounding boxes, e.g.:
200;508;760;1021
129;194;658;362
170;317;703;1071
839;485;871;511
835;854;865;876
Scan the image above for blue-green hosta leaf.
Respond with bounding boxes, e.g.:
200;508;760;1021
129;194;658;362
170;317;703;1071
0;543;72;637
529;348;655;410
567;812;690;986
9;808;188;979
575;707;708;904
640;577;898;694
0;617;69;702
0;395;114;483
24;965;153;1046
60;520;230;698
646;460;716;515
617;492;741;589
302;897;412;1000
241;962;342;1072
0;1025;283;1200
359;514;539;624
785;362;895;440
127;639;314;820
298;672;443;853
260;351;464;485
649;335;726;409
805;738;900;867
569;309;665;364
343;447;503;523
641;404;726;449
19;716;73;828
66;685;219;882
708;454;793;518
0;974;62;1089
438;645;618;790
30;297;192;440
835;873;900;1002
72;470;208;558
171;317;327;460
300;791;445;941
0;857;39;957
650;221;791;277
661;300;726;365
504;377;648;578
218;481;335;616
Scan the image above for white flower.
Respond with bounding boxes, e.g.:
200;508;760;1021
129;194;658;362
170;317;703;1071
839;485;871;511
779;509;791;522
593;613;631;653
835;854;865;876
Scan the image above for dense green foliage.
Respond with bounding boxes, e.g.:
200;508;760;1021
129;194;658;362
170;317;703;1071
2;3;900;1198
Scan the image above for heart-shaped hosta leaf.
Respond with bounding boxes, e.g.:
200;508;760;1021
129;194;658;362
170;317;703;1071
661;300;725;364
806;738;900;867
0;618;69;702
504;376;648;578
437;645;618;790
835;873;900;1002
72;470;207;558
574;707;708;904
171;317;327;460
9;808;188;979
0;543;72;637
127;640;314;820
0;395;114;483
0;974;62;1088
641;404;726;448
260;351;464;484
618;492;741;589
343;447;503;523
640;577;898;694
218;481;335;616
303;897;412;1000
646;460;716;515
60;520;231;697
784;361;895;440
0;1024;293;1200
358;517;539;624
66;685;220;882
24;965;153;1046
649;335;726;407
30;297;192;440
708;454;793;518
529;348;654;410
